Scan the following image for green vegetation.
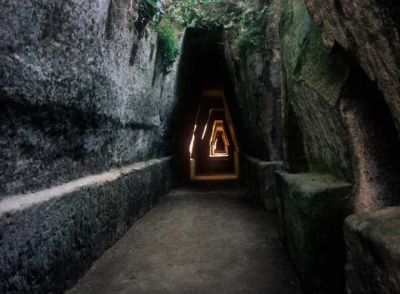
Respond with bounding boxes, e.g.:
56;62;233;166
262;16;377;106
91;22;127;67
136;0;159;33
137;0;181;72
137;0;269;71
165;0;269;50
233;5;269;50
138;0;159;22
155;17;180;72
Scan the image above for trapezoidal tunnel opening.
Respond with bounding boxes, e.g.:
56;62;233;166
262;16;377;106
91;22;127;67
169;28;239;183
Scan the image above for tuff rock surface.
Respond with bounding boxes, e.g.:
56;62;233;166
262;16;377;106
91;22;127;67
0;157;174;294
223;0;283;162
278;0;400;292
276;171;352;294
280;0;352;180
241;155;282;211
304;0;400;131
0;0;179;197
345;207;400;294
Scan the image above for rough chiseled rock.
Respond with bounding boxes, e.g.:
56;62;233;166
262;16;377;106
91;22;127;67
2;1;400;294
0;157;174;294
280;0;400;213
276;171;352;294
345;207;400;294
0;1;180;292
304;0;400;132
280;0;353;181
0;0;179;197
298;0;400;213
277;0;400;293
241;155;282;211
223;0;283;161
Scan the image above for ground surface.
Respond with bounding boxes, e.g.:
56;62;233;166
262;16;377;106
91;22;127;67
69;183;301;294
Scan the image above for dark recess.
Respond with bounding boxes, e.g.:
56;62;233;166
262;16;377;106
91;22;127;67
340;63;400;209
167;28;239;183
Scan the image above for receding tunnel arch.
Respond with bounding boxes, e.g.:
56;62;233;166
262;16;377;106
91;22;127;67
189;90;239;180
168;28;240;183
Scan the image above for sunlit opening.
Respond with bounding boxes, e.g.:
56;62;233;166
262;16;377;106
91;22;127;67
189;124;197;157
209;120;229;157
188;90;239;181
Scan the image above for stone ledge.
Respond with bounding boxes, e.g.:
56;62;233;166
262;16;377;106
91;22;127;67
241;154;282;211
0;157;174;294
276;171;352;294
0;157;172;217
345;207;400;294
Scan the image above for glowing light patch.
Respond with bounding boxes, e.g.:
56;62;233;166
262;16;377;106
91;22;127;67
189;90;240;181
189;124;197;157
201;123;208;140
202;109;223;140
209;120;229;157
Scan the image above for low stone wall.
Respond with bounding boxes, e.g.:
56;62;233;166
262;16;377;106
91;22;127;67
241;155;282;211
0;157;174;294
276;171;352;294
345;207;400;294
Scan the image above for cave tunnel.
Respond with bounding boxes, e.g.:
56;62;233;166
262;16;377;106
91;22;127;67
3;0;400;293
169;28;240;183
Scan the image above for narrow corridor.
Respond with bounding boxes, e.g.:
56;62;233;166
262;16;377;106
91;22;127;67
69;184;301;294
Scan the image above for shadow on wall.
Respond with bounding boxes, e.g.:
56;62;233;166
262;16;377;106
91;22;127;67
339;63;400;213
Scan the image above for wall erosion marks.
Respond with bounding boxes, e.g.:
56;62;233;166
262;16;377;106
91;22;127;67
0;97;160;198
340;66;400;212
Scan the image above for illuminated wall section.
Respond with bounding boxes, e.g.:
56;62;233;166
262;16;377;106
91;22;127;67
189;90;239;180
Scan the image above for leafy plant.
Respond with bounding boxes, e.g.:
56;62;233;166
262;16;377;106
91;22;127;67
156;17;180;72
136;0;180;72
137;0;269;71
138;0;159;21
136;0;159;33
234;6;269;50
166;0;239;29
165;0;268;50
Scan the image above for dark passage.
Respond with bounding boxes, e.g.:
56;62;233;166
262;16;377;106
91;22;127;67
189;90;239;180
69;184;301;294
2;1;400;293
67;28;301;293
169;28;239;183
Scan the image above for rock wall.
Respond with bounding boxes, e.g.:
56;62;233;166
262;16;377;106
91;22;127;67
278;4;355;290
280;0;352;180
223;0;283;161
0;157;174;294
0;0;179;197
276;171;352;294
301;0;400;214
0;1;180;292
304;0;400;132
278;0;400;292
2;0;400;293
221;0;284;210
345;207;400;294
241;155;282;211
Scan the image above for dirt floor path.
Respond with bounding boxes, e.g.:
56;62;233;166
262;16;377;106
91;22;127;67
69;184;301;294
